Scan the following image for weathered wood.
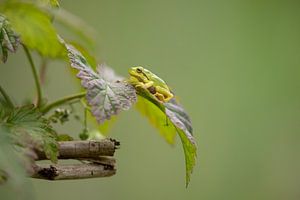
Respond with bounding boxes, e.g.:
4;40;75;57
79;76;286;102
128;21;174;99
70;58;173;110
31;139;119;180
36;139;120;160
31;161;116;180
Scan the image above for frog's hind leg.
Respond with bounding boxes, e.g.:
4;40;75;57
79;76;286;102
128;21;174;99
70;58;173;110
155;86;174;102
154;93;165;102
163;94;174;102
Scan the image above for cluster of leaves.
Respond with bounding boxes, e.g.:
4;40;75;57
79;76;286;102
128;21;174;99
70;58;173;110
0;0;197;187
0;0;84;190
0;99;58;195
0;102;58;162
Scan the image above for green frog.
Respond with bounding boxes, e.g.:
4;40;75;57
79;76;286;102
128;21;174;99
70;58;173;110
128;66;173;103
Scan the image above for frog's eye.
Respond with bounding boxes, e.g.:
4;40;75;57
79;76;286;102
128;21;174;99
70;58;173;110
136;68;142;73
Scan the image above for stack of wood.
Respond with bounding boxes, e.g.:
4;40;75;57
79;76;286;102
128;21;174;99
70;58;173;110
31;139;119;180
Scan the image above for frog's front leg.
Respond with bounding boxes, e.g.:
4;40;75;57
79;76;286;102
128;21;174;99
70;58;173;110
143;81;154;88
134;81;154;90
155;86;174;102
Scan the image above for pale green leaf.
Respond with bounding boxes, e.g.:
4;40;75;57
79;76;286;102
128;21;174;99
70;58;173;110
1;2;64;57
52;8;96;48
135;96;176;144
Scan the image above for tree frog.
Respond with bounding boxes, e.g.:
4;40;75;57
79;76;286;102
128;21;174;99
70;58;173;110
128;66;174;103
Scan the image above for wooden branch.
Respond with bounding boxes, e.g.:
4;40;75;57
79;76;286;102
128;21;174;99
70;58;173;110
31;162;116;180
77;156;116;166
31;139;120;181
36;139;120;160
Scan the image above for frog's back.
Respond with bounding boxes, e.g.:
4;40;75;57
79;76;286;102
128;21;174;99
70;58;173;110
142;67;170;90
151;74;170;90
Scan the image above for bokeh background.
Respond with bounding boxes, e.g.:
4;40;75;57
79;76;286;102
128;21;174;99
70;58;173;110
1;0;300;200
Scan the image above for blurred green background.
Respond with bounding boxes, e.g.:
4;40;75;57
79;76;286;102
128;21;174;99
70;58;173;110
1;0;300;200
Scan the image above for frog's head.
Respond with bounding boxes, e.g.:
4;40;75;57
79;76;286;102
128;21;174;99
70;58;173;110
128;66;150;83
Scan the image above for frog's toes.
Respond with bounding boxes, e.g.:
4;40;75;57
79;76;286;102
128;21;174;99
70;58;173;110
155;93;165;102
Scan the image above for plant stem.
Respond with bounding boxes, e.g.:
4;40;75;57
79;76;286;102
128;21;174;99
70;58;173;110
42;92;86;114
0;85;14;108
39;58;48;86
84;107;87;130
23;45;42;107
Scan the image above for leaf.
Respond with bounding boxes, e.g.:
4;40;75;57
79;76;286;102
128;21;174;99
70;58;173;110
97;115;118;135
135;96;176;144
62;42;116;134
42;136;58;162
0;15;20;63
68;41;97;69
63;42;137;124
5;105;59;163
51;8;96;48
165;99;197;187
0;126;34;199
134;87;197;187
86;68;137;124
0;95;13;120
0;2;64;57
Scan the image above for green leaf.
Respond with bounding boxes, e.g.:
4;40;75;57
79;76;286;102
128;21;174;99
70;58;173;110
0;126;34;199
135;96;176;144
0;94;13;120
97;115;117;135
52;8;96;49
42;135;58;162
64;42;137;124
6;105;59;163
134;87;197;187
0;2;64;57
165;99;196;187
0;15;20;63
